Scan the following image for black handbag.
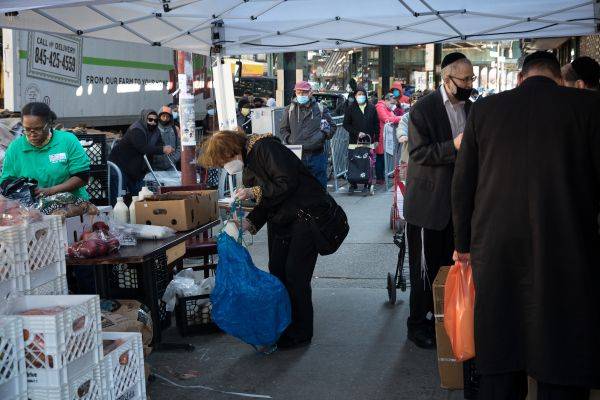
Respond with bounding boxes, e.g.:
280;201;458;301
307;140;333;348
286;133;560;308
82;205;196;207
298;196;349;256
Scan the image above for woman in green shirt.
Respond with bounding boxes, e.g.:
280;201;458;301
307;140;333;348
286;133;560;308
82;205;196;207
0;102;90;200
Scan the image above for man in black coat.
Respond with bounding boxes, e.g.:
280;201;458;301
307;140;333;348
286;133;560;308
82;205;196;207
108;109;174;203
452;51;600;399
403;52;474;348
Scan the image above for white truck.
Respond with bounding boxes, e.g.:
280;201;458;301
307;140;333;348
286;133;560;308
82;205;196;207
1;29;211;127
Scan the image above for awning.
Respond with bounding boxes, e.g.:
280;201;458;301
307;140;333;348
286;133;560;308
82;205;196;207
0;0;597;55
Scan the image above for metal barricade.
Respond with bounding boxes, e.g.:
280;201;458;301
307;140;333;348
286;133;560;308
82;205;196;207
383;123;399;189
329;116;349;192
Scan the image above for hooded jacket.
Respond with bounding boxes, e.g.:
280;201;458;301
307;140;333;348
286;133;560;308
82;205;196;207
375;101;401;155
152;107;181;170
279;97;336;153
109;109;165;181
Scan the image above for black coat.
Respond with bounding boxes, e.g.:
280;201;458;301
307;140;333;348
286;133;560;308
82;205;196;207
242;135;330;232
109;109;164;181
343;102;379;144
452;76;600;386
404;87;471;230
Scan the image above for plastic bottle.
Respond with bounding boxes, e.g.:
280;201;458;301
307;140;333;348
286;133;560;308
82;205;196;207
129;196;139;224
113;197;129;224
138;186;153;201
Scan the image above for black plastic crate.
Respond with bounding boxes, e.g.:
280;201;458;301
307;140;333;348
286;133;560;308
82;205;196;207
463;358;481;399
175;294;220;336
175;264;221;336
75;133;107;170
87;170;109;206
107;254;174;331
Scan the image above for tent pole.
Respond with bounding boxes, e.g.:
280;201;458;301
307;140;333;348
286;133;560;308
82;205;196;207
177;51;198;185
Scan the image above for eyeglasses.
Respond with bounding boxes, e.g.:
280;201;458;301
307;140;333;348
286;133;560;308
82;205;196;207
450;75;477;84
147;117;158;123
23;126;47;135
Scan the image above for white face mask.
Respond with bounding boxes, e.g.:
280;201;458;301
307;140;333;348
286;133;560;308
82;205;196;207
223;159;244;175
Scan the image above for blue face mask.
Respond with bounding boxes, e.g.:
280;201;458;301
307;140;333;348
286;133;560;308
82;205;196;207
173;112;179;120
296;95;309;105
393;89;400;97
356;95;366;104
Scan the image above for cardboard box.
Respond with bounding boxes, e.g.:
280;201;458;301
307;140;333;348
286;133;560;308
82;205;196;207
166;190;218;225
136;194;202;231
433;266;464;389
135;191;218;231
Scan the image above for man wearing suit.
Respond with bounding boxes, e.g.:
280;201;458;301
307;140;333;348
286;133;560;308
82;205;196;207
403;52;474;348
452;51;600;399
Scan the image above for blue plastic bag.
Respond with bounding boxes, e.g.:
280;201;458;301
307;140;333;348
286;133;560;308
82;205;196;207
211;232;291;349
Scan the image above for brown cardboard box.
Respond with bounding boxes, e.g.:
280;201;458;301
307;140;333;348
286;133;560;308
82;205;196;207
166;190;219;225
433;266;464;389
135;194;204;231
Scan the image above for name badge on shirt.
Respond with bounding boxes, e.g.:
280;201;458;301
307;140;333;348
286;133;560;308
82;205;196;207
49;152;67;163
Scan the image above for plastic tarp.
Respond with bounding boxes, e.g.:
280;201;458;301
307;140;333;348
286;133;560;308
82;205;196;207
0;0;597;55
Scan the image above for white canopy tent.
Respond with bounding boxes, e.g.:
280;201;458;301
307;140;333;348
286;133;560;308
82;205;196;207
0;0;597;134
0;0;597;56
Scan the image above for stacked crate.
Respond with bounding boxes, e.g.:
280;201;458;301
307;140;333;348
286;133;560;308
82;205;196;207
0;215;67;296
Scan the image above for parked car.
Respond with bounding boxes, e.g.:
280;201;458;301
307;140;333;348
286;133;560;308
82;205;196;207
312;92;348;117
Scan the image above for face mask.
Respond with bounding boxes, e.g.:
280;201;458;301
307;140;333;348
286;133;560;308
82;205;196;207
356;95;366;104
241;108;250;117
172;112;178;120
296;95;309;105
207;109;215;116
453;85;473;102
223;159;244;175
159;118;170;126
393;89;400;97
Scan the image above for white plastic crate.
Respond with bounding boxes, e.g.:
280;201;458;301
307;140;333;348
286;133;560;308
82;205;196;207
101;332;146;400
0;225;27;299
63;208;112;245
24;216;65;274
27;361;104;400
1;295;102;388
0;317;27;400
25;275;68;296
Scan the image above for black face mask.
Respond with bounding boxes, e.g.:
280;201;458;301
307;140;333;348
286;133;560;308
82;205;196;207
450;79;473;102
159;119;170;126
147;122;157;131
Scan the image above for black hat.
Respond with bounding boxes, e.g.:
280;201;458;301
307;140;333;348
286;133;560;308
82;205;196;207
441;52;466;69
355;86;367;95
522;51;559;70
571;56;600;88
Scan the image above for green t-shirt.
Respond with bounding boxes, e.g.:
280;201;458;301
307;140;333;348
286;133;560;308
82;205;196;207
0;129;90;200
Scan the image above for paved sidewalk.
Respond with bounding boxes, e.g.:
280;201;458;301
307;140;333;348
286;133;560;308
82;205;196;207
147;188;464;400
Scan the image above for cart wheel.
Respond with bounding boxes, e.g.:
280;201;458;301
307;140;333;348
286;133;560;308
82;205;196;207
370;185;375;196
387;272;397;305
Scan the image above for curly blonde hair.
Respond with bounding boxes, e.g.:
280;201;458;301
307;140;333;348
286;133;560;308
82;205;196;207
198;130;247;168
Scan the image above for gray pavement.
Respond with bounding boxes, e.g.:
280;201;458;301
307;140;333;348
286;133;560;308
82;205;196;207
147;187;464;400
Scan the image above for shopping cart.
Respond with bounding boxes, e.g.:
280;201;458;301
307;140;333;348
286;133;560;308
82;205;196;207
387;166;408;305
143;154;181;190
347;135;376;195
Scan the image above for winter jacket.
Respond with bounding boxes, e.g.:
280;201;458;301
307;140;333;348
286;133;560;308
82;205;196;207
342;102;379;144
152;121;181;170
109;109;165;181
375;102;402;155
280;98;336;154
242;135;331;232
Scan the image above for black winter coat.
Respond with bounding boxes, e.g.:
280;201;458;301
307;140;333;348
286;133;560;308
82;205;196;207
452;76;600;386
242;135;330;232
343;102;379;144
109;109;164;181
404;88;471;230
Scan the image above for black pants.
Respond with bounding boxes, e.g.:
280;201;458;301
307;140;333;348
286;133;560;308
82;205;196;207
406;221;454;333
479;372;590;400
268;220;319;341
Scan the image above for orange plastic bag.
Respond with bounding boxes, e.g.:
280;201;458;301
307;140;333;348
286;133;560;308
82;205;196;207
443;261;476;361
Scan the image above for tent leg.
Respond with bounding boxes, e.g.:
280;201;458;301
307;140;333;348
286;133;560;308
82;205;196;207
177;51;197;185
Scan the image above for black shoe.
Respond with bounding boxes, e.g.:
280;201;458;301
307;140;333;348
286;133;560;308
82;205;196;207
408;330;436;349
277;335;312;350
362;185;369;193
